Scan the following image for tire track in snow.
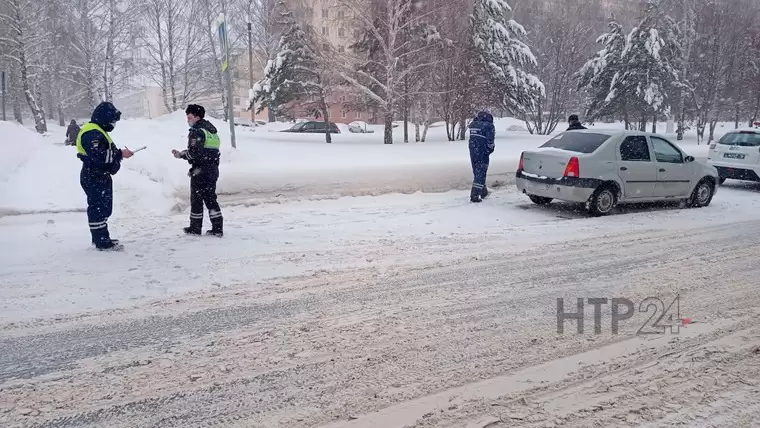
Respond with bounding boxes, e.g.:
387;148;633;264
2;220;760;427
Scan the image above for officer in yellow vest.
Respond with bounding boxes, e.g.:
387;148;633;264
172;104;223;237
77;101;133;251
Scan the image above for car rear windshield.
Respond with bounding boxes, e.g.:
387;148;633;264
718;132;760;147
539;132;611;153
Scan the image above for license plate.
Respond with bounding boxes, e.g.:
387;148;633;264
724;153;745;159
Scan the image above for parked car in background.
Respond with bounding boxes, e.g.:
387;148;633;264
348;121;375;133
707;127;760;185
515;130;719;216
281;121;341;134
235;118;258;129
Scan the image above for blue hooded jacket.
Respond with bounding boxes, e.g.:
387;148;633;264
78;102;123;176
468;111;495;155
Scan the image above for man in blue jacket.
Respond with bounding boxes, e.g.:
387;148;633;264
468;111;495;203
77;102;133;251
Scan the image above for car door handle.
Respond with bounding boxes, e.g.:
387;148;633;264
659;168;666;172
620;167;628;171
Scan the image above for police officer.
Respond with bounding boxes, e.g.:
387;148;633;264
172;104;223;237
468;111;495;203
567;114;587;130
77;102;133;251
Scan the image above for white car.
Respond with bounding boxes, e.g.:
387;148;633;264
515;130;719;216
707;127;760;185
348;121;375;133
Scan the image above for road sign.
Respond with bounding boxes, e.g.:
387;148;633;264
215;13;236;148
217;14;229;72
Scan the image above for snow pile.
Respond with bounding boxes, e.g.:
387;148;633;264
507;124;529;132
0;119;178;216
0;113;724;216
0;122;83;215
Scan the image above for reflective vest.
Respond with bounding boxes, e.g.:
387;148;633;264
76;122;114;157
201;129;220;150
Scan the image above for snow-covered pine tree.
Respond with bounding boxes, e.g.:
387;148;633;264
470;0;544;120
576;18;627;124
251;13;336;143
612;1;682;131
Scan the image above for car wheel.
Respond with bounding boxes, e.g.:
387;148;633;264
689;178;715;208
588;185;617;217
528;195;553;205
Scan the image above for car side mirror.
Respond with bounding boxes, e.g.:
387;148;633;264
684;155;695;163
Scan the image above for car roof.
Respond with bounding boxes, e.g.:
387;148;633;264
723;128;760;134
561;129;671;138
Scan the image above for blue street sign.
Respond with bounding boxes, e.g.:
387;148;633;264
217;16;229;71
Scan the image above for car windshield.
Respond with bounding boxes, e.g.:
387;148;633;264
718;132;760;147
539;132;611;154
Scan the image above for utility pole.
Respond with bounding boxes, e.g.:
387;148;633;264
248;21;255;122
1;71;6;121
216;12;237;148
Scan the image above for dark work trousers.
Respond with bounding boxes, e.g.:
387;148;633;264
189;165;223;233
81;170;114;248
469;144;490;201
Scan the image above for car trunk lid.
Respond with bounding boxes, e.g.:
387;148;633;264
520;131;612;179
711;131;760;165
521;149;581;179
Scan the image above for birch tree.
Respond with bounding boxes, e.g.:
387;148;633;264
0;0;48;132
140;0;213;112
336;0;443;144
516;0;598;135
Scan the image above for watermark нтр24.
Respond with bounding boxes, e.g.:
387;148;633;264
557;295;684;335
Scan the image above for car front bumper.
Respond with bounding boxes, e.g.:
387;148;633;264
515;170;600;203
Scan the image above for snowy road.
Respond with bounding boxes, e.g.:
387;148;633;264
2;183;760;427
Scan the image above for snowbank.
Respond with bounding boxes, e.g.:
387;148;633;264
0;114;727;216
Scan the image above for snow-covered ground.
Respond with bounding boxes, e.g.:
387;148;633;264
1;114;759;427
1;114;714;216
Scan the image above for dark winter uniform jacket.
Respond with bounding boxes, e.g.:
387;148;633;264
66;121;80;142
77;103;123;177
469;111;495;155
179;119;221;169
567;120;587;130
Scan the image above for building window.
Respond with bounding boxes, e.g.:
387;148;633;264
339;27;345;37
234;97;241;105
341;110;347;119
356;111;362;119
322;27;328;35
340;95;345;103
338;10;345;19
322;9;328;18
338;45;345;53
323;43;330;51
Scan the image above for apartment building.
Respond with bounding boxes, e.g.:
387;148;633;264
271;0;381;124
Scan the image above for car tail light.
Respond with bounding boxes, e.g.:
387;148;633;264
518;152;524;170
564;157;580;178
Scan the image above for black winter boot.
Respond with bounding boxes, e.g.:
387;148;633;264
207;216;223;237
184;227;202;235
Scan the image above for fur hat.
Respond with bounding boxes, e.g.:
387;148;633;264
185;104;205;119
